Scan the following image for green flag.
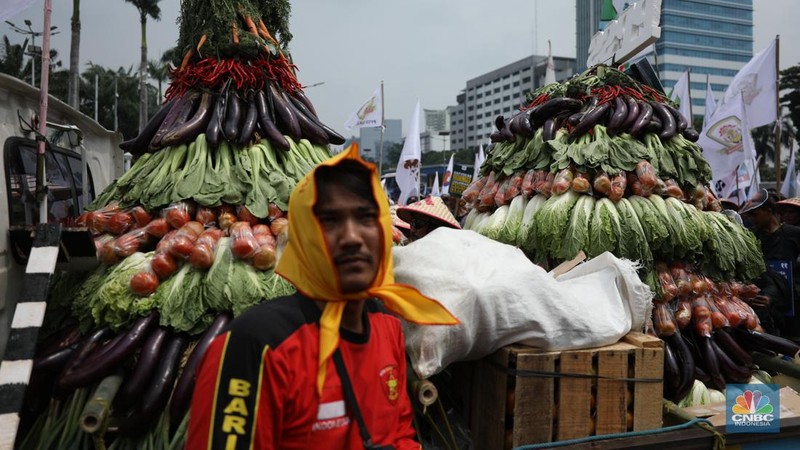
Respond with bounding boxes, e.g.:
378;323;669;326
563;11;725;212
601;0;617;21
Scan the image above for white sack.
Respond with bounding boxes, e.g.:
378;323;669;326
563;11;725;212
393;228;653;379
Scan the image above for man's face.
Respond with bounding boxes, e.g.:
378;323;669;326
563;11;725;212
408;215;432;242
315;183;382;293
742;207;771;229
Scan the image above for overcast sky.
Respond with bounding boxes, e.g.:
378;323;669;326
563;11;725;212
2;0;796;137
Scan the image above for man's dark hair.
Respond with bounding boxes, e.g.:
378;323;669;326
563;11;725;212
314;160;377;208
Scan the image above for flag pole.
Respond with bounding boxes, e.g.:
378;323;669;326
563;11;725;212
378;80;385;176
687;68;693;120
735;163;742;205
775;35;782;193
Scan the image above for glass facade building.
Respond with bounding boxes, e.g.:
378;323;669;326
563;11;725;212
576;0;754;120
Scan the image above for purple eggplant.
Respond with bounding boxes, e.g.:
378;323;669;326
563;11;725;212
205;93;225;149
286;93;328;145
270;84;301;140
568;102;610;140
683;128;700;142
161;91;213;148
287;95;346;145
237;93;259;147
664;103;689;132
607;96;628;134
117;333;188;436
256;89;290;150
114;326;170;412
222;91;242;142
150;91;201;150
652;102;677;141
628;101;654;136
292;89;318;117
710;337;752;383
620;98;641;132
714;328;752;367
58;312;157;389
169;313;232;423
120;100;175;155
733;327;800;357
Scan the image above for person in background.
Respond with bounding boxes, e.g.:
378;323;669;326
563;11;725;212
396;196;462;243
740;188;800;338
777;197;800;227
186;145;458;449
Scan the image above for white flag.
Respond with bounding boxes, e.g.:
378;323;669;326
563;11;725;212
782;139;799;198
670;69;692;122
717;157;760;204
704;75;717;129
396;101;422;205
718;38;778;128
545;40;556;86
702;93;757;196
344;86;382;130
431;172;441;197
472;145;486;182
441;154;454;196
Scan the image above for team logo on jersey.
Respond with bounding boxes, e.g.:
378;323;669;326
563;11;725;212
380;365;400;403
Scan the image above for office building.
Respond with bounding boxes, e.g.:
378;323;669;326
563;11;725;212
359;119;402;163
575;0;754;120
449;54;576;150
421;109;451;153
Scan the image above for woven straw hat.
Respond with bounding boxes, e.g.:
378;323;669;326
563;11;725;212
778;197;800;210
397;196;461;229
389;205;410;230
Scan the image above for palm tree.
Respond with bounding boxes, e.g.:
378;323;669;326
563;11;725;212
147;58;168;103
67;0;81;108
0;35;29;80
123;0;162;133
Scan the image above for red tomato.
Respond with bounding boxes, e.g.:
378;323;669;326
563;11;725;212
270;218;288;237
237;206;261;226
145;218;170;238
156;230;179;253
218;212;237;232
231;237;258;259
151;253;178;280
255;233;275;248
268;203;285;220
252;245;277;270
165;207;190;229
252;224;272;236
130;271;159;296
196;207;217;226
189;245;215;269
169;235;195;260
131;206;153;227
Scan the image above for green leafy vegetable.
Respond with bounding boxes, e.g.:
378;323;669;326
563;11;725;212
498;195;528;245
586;198;621;258
532;190;580;257
558;194;595;260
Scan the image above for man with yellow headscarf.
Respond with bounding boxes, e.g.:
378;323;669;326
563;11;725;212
186;144;458;450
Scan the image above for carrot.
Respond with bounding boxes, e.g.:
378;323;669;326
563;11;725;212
231;21;240;46
179;48;193;71
257;18;278;45
244;15;260;37
196;34;207;54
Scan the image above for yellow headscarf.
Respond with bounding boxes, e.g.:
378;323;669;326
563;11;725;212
276;143;459;395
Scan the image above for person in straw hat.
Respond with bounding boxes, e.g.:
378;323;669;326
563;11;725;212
396;196;462;243
740;188;800;338
188;144;458;449
777;197;800;227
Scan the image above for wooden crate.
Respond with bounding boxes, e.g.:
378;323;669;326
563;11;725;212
468;332;663;450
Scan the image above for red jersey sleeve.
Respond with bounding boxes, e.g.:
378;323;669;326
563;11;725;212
186;329;286;450
393;327;422;450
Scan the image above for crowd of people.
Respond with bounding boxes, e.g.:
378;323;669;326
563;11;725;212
731;189;800;341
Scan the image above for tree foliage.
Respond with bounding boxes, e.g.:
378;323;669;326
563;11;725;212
781;64;800;138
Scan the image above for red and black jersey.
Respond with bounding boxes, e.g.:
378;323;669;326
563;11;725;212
186;294;420;450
